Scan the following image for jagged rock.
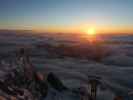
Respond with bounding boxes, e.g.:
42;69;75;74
47;72;68;92
0;48;47;99
88;75;101;100
16;89;34;100
33;72;48;98
79;86;90;100
0;80;18;96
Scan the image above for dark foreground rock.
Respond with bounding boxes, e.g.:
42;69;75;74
47;72;68;92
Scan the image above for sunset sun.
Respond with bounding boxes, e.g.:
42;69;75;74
87;27;96;36
85;27;98;43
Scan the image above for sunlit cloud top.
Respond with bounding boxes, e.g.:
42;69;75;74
0;0;133;33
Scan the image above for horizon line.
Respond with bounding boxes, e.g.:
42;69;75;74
0;29;133;35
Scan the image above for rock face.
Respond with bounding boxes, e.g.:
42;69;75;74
47;72;68;92
0;48;49;100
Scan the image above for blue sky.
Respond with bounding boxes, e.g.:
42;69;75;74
0;0;133;33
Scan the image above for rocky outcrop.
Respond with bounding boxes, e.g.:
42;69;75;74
47;72;68;92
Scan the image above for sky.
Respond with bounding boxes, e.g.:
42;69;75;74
0;0;133;33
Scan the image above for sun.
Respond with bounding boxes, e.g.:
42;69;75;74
87;27;96;36
85;27;98;43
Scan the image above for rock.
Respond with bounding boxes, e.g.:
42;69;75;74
0;80;17;96
79;86;90;100
16;89;34;100
88;75;101;100
47;72;68;92
34;76;48;98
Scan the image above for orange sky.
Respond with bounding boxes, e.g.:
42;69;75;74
32;24;133;35
1;0;133;35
